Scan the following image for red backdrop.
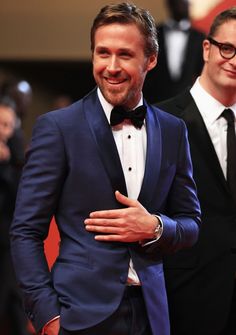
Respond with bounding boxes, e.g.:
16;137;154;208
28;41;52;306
192;0;236;33
44;218;60;268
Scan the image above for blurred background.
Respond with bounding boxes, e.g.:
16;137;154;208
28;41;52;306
0;0;235;334
0;0;234;144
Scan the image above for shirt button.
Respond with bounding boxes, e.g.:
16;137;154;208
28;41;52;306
128;135;131;139
128;167;132;171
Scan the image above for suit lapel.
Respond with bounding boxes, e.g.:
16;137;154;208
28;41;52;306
179;93;228;192
83;89;127;196
83;91;162;204
138;104;162;207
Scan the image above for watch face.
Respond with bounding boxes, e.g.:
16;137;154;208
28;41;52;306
151;215;163;239
154;222;163;239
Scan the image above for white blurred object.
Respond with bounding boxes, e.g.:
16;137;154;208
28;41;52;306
189;0;222;19
17;80;32;95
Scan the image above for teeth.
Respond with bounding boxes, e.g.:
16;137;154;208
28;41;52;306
107;79;123;84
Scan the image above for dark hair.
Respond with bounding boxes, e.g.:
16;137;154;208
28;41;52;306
0;95;16;112
90;2;158;57
208;6;236;37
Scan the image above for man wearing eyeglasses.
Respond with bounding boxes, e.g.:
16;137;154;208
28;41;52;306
157;7;236;335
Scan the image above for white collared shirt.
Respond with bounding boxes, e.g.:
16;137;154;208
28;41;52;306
98;88;147;200
164;19;190;80
97;88;147;284
190;78;236;179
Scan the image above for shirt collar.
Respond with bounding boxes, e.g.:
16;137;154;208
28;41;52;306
97;87;144;124
190;78;236;125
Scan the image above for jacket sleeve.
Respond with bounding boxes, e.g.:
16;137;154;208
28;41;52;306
10;113;66;333
145;119;201;255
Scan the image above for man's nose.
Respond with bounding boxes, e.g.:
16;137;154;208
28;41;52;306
106;56;121;73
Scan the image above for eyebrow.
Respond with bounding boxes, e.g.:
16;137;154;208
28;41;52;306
209;37;236;48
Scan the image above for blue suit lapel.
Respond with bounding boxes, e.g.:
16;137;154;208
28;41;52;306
83;91;162;205
138;104;162;208
83;89;128;197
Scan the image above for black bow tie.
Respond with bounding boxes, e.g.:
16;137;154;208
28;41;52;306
110;105;147;129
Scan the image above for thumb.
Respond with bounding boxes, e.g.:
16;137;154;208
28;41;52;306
115;190;138;208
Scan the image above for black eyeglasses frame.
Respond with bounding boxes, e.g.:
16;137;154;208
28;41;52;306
207;36;236;60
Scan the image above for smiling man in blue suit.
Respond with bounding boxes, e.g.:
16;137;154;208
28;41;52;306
10;3;201;335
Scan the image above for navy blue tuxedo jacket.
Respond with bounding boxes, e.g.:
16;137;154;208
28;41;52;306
11;88;201;335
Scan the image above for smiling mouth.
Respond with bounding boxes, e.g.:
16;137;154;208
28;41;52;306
105;77;126;85
224;68;236;76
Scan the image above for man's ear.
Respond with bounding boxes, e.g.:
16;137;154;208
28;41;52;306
147;54;157;72
202;39;210;62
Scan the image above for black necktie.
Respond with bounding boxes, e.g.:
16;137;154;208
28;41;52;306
221;108;236;203
110;105;147;129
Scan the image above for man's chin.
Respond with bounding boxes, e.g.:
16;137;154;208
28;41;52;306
102;91;127;106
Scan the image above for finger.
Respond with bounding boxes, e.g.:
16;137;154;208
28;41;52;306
85;218;120;225
87;191;140;219
115;190;139;208
88;208;125;219
85;224;122;233
94;234;124;241
94;232;136;242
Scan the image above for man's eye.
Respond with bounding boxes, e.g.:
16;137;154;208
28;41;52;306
97;50;109;56
120;53;131;58
222;44;234;53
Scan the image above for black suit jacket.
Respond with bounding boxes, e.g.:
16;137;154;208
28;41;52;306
143;25;205;103
0;128;24;248
157;90;236;335
0;128;27;334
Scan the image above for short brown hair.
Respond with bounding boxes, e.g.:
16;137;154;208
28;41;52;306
208;6;236;38
90;2;159;57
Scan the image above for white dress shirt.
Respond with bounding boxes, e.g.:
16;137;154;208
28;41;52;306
98;88;147;284
190;78;236;178
164;19;191;80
